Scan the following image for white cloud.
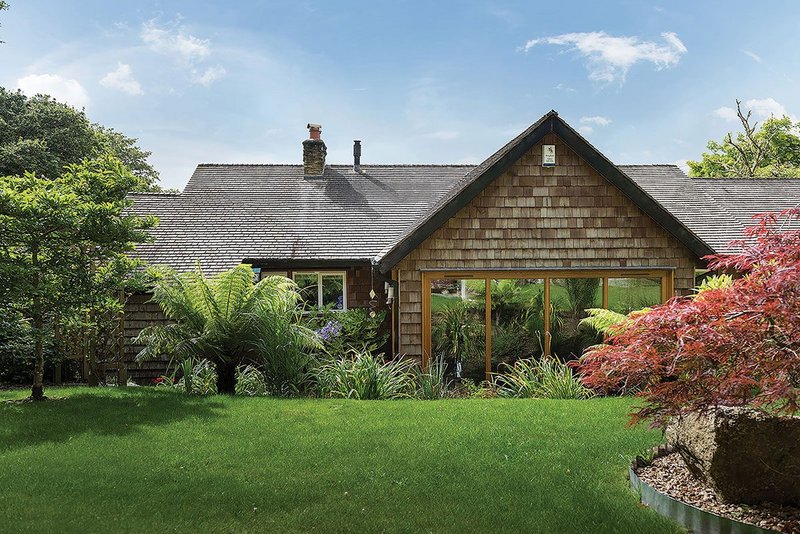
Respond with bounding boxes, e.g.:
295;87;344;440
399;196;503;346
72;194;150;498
100;63;143;95
191;65;227;86
580;115;611;126
554;83;575;93
578;125;593;135
521;31;687;83
141;20;210;64
16;73;90;109
743;50;762;63
715;98;789;122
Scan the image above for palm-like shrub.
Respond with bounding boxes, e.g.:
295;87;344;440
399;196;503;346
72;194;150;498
432;301;485;380
493;357;593;399
135;264;319;394
316;350;416;399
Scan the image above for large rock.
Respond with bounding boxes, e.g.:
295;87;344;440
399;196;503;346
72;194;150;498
666;407;800;506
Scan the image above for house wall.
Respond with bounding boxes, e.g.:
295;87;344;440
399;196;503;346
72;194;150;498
122;265;387;381
394;133;700;357
123;293;172;381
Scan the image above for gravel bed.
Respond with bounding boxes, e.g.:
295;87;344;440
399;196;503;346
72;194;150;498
637;453;800;533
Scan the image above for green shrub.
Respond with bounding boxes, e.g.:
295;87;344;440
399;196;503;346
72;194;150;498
449;379;498;399
156;358;217;395
235;365;269;396
308;308;389;357
415;356;451;399
493;357;593;399
316;350;415;400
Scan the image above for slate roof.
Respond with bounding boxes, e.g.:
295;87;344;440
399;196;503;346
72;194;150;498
128;164;471;274
128;124;800;275
625;165;800;254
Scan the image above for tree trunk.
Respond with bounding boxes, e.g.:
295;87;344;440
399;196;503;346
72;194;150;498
30;244;46;401
32;321;46;400
87;309;99;387
216;361;237;394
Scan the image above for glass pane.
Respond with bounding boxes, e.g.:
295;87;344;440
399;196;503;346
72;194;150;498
430;279;486;382
608;277;662;314
549;278;602;359
490;279;545;373
321;274;345;310
294;273;318;308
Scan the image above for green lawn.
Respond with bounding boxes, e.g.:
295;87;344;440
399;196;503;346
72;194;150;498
0;388;680;533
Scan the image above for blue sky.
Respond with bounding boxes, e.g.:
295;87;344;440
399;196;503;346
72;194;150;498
2;1;799;189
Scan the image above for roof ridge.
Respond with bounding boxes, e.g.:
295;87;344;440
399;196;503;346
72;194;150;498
128;191;181;196
195;163;476;168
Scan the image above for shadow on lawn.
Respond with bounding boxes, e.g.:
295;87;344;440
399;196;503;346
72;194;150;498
0;388;225;453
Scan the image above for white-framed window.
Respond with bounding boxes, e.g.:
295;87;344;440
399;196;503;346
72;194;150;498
292;271;347;311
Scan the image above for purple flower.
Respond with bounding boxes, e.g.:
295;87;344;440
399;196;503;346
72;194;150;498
317;320;342;342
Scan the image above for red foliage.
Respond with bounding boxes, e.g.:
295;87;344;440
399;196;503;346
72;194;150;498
578;208;800;427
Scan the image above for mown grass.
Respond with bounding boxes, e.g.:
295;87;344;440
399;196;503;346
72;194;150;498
0;388;680;533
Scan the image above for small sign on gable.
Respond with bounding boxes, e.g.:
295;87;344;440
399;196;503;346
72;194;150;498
542;145;556;167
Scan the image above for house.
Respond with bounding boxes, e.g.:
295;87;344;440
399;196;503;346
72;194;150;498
124;111;800;381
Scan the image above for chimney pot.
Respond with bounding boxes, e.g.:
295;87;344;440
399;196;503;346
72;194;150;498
307;123;322;140
303;123;326;176
353;140;362;173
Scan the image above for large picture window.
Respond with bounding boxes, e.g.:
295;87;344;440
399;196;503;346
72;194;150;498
424;269;672;381
293;271;347;310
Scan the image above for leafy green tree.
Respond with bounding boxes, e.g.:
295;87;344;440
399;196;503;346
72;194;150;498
0;155;156;400
689;100;800;178
136;265;319;394
0;87;161;189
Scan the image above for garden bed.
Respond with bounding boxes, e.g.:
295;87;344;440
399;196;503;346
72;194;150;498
632;447;800;533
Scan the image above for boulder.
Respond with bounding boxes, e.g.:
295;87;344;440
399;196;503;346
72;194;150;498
666;407;800;506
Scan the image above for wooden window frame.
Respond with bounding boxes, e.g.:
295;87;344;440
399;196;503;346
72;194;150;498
421;268;674;381
292;271;348;311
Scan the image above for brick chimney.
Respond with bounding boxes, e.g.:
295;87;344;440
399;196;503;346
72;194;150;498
303;123;326;176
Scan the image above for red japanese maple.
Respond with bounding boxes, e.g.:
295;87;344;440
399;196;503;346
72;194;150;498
578;208;800;427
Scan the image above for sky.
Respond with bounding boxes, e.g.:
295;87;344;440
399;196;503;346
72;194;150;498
2;1;799;190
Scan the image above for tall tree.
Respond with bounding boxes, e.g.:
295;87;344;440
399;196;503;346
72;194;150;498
0;87;162;189
0;155;156;400
688;100;800;178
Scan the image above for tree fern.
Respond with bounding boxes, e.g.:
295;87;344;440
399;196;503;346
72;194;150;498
134;264;318;394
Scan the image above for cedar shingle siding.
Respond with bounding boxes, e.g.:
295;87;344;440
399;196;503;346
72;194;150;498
394;134;698;356
123;293;171;381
